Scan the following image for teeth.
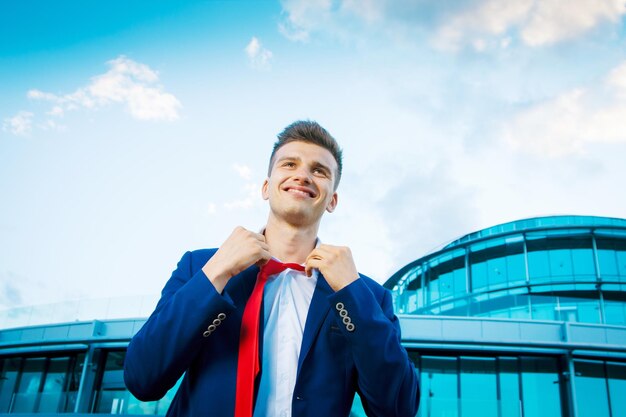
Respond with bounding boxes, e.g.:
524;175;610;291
288;189;310;197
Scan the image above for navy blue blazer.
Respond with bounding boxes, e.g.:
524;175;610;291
124;249;419;417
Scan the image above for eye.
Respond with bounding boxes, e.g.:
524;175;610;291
282;161;296;168
313;167;328;176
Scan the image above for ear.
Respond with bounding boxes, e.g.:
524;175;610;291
326;192;338;213
262;179;270;200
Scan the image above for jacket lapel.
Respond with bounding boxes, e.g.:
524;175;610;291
297;273;333;374
224;265;259;309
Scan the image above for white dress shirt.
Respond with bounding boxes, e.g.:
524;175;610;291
252;260;318;417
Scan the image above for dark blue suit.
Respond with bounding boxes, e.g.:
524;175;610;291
124;249;419;417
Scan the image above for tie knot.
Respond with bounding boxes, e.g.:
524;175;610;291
260;258;305;279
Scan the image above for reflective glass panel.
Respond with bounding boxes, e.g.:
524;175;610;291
460;357;497;417
618;250;626;280
571;248;596;280
598;249;618;279
528;250;550;283
418;356;458;417
0;357;20;412
94;350;178;415
65;353;85;412
530;295;558;321
549;249;573;278
574;360;610;417
12;357;45;412
487;257;507;290
471;262;488;292
506;253;526;286
604;300;626;326
557;295;600;324
38;356;70;412
596;238;626;280
520;357;563;417
607;362;626;417
499;358;521;417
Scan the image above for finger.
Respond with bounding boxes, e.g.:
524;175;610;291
305;257;323;277
252;232;266;242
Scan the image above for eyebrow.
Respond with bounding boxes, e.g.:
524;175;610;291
276;156;333;176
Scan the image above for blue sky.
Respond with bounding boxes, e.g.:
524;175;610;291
2;0;626;309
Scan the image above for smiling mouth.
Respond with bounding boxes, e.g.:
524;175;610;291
285;187;316;198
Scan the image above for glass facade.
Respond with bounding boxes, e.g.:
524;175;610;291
0;353;84;413
388;216;626;327
0;350;179;415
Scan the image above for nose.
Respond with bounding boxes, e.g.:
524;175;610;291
292;166;312;184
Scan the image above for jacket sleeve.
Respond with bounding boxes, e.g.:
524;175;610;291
123;250;236;401
327;278;420;417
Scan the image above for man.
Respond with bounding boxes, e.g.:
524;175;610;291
124;121;419;417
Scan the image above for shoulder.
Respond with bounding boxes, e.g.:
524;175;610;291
179;248;219;270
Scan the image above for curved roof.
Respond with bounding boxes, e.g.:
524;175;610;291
385;215;626;289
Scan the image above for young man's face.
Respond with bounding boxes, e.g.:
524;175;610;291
262;141;338;227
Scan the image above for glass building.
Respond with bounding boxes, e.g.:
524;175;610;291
385;215;626;417
0;215;625;416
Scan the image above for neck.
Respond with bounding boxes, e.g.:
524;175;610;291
264;214;319;264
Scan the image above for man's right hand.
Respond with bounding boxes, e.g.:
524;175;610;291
202;226;271;293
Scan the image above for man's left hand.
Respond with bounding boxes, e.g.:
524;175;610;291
305;244;359;292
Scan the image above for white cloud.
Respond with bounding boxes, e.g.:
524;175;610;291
436;0;626;50
503;60;626;156
245;37;273;70
2;111;34;136
279;0;626;51
521;0;625;46
232;163;252;180
224;183;260;210
27;56;181;121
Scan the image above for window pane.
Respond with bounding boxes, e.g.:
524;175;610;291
12;357;45;412
418;356;458;417
571;248;596;280
439;272;454;301
471;262;488;292
487;257;507;290
64;353;85;412
604;300;626;326
607;362;626;417
618;251;626;280
530;295;558;321
499;358;521;417
460;357;497;417
574;360;610;417
453;268;466;298
598;250;618;278
528;251;550;283
38;357;70;413
0;357;21;413
549;249;573;278
520;357;563;417
506;253;526;286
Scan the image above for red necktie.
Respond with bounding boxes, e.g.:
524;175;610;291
234;258;306;417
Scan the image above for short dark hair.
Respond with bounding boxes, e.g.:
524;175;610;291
268;120;343;189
